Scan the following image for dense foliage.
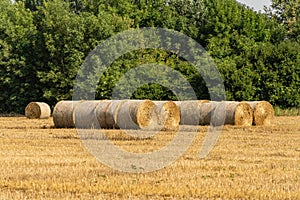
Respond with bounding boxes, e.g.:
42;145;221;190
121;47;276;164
0;0;299;113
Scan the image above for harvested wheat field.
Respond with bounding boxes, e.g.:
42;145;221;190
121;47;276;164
0;116;299;199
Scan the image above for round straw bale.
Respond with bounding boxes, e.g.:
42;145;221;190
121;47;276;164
116;100;159;130
223;101;253;126
107;100;127;129
199;101;252;126
153;101;180;131
175;100;209;125
247;101;274;126
25;102;51;119
199;101;217;125
52;100;84;128
74;101;101;129
95;100;112;129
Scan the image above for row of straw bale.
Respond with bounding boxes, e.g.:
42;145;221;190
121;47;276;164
175;100;274;126
52;100;180;130
25;99;274;128
176;101;254;126
52;100;274;129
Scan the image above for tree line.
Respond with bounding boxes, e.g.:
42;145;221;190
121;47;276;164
0;0;299;113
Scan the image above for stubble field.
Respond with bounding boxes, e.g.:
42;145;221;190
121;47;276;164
0;116;299;199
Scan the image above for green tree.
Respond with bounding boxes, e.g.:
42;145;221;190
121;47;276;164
33;0;132;106
269;0;300;40
1;0;299;114
0;0;38;113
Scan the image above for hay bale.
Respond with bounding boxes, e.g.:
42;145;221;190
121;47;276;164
199;101;253;126
106;100;128;129
224;101;253;126
153;101;180;130
247;101;274;126
199;101;217;126
25;102;51;119
74;101;101;129
52;100;84;128
175;100;209;125
95;100;112;129
95;100;125;129
116;100;159;130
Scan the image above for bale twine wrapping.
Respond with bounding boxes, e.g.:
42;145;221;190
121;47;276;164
153;101;180;130
74;101;101;129
247;101;274;126
224;101;253;126
25;102;51;119
52;100;84;128
116;100;159;130
175;100;209;125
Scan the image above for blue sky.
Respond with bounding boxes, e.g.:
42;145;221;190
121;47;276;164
236;0;272;11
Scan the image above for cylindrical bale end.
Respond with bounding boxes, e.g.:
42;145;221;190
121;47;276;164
247;101;274;126
222;101;253;126
25;102;51;119
199;101;253;126
153;101;180;131
117;100;159;130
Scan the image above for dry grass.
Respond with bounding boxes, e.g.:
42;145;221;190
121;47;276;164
0;116;299;199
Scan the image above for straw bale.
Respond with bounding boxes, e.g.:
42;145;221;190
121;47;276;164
25;102;51;119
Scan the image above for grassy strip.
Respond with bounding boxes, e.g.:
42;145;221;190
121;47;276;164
274;106;300;116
